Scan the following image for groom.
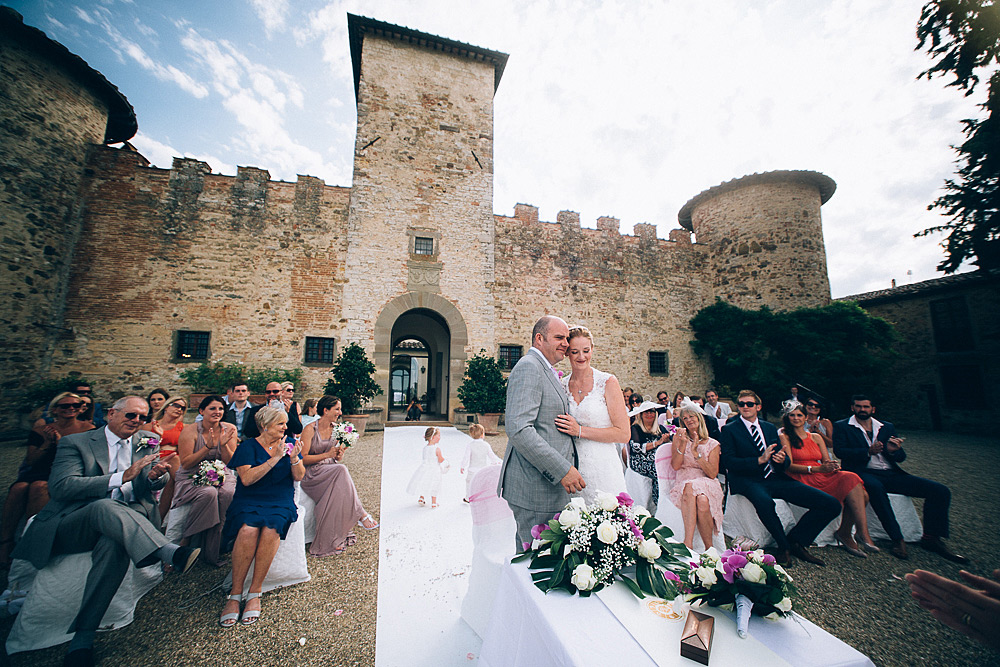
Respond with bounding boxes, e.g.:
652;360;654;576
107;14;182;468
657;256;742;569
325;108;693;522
498;315;585;550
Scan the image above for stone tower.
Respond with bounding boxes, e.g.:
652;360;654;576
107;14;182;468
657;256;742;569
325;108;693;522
0;8;136;414
343;15;508;419
678;170;836;310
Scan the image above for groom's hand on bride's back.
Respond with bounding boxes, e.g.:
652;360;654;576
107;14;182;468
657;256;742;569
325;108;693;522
561;466;585;494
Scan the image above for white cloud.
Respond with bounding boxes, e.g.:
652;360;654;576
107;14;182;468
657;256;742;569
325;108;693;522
249;0;289;37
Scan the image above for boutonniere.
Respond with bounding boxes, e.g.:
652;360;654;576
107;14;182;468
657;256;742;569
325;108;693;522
136;435;160;452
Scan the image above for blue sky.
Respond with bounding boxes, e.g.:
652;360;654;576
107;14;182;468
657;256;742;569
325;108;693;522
9;0;988;296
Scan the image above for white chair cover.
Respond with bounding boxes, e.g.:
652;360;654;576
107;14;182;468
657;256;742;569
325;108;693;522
623;446;654;512
460;463;516;638
654;444;725;552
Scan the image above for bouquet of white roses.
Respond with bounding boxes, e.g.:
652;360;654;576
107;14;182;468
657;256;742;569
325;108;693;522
334;421;360;448
192;460;227;487
512;492;691;599
685;547;797;636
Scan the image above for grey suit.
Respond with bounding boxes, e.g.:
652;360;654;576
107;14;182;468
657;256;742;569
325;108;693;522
498;349;576;548
13;427;170;632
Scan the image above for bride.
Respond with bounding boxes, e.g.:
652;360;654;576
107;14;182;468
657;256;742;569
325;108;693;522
554;326;631;501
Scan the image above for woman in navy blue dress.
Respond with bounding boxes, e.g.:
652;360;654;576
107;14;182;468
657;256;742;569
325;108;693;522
219;405;304;627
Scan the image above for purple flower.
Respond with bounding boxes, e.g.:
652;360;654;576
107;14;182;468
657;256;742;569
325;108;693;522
616;492;634;507
522;541;531;551
762;554;776;565
664;571;681;582
344;424;354;432
206;470;218;480
531;523;547;540
626;516;642;539
553;512;561;521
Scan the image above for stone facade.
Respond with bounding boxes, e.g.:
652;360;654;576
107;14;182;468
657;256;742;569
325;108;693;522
1;12;838;428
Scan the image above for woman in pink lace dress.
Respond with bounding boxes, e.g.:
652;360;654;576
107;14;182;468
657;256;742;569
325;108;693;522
669;406;723;550
300;395;378;556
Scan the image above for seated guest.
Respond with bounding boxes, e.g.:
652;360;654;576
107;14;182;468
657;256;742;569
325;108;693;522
704;389;732;422
669;406;724;550
77;394;97;429
780;401;878;558
143;388;168;423
300;396;378;556
149;396;187;521
833;394;966;563
220;405;305;627
671;391;686;418
720;390;840;566
239;382;303;439
804;398;834;449
0;393;93;568
171;396;238;566
12;396;199;665
300;398;319;427
281;381;301;420
627;401;672;511
671;398;721;440
69;380;106;428
222;382;256;439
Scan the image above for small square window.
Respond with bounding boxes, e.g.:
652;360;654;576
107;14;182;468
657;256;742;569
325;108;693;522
499;345;523;371
176;331;210;361
648;350;669;376
305;337;337;364
414;237;435;255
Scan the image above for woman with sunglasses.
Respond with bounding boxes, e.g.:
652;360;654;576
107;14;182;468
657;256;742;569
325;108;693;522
803;399;834;449
0;392;93;568
150;395;188;520
76;394;96;429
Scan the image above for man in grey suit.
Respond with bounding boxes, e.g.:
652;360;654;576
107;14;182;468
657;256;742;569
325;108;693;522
13;396;200;667
499;316;585;550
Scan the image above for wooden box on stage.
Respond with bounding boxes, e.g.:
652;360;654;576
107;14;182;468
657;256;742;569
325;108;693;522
680;610;714;664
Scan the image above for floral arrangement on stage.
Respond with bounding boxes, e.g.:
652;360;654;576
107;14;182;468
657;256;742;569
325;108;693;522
512;492;692;599
192;460;227;487
685;547;797;637
334;421;360;448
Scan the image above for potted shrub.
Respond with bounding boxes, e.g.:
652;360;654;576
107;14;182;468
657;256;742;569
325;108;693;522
324;342;383;433
179;362;302;407
456;350;507;435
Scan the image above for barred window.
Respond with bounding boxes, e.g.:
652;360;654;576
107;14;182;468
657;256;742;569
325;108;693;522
176;331;210;361
414;237;435;255
499;345;523;371
648;350;669;376
305;337;336;364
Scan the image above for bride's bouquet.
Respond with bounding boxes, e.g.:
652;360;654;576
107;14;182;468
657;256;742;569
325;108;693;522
192;459;227;487
512;492;691;599
685;547;797;637
334;421;360;448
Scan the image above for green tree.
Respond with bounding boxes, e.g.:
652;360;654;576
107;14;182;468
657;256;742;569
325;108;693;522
914;0;1000;272
456;350;507;414
690;300;897;416
324;342;383;415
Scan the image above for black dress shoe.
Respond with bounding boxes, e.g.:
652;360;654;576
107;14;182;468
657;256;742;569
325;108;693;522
919;537;969;564
790;543;825;566
64;647;95;667
172;546;201;574
889;539;908;559
773;549;792;567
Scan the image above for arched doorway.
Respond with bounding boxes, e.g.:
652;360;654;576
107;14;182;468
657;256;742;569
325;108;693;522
374;292;468;421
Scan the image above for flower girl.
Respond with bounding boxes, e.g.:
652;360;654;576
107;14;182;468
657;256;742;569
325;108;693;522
460;423;500;502
407;427;445;508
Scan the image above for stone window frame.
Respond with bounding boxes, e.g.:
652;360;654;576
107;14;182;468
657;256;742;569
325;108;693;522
304;336;337;366
648;350;669;376
407;228;441;259
174;330;211;363
498;345;523;371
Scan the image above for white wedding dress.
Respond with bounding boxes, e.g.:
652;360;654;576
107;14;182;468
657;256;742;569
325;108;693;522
563;369;627;501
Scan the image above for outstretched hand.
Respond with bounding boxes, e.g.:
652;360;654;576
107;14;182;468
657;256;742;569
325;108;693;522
123;453;160;483
905;568;1000;651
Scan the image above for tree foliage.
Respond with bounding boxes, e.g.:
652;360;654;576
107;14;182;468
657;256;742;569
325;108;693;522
324;342;383;415
915;0;1000;272
456;350;507;414
690;300;897;416
178;362;302;394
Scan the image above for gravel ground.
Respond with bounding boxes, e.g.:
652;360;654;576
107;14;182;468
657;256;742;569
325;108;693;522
1;428;996;666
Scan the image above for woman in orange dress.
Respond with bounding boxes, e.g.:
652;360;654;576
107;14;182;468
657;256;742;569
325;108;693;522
780;402;878;558
150;395;187;520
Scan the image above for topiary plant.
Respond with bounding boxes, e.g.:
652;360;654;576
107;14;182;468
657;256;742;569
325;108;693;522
324;342;383;415
457;350;507;414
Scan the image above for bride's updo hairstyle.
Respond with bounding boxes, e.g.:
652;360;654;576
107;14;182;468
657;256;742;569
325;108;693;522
567;325;593;345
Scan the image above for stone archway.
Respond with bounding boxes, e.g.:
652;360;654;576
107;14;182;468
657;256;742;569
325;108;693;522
374;292;468;421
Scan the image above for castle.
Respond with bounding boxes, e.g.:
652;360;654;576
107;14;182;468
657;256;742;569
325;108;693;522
0;10;835;427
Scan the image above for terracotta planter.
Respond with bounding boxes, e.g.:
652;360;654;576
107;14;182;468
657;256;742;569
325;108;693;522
477;413;501;436
344;414;369;434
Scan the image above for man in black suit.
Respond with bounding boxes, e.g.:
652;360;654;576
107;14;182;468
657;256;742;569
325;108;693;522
720;390;841;566
230;381;302;439
222;381;257;439
833;394;966;563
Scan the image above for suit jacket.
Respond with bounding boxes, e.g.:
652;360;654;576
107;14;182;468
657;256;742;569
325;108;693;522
223;401;259;438
238;401;302;440
832;417;906;474
14;428;165;569
719;417;788;483
498;349;576;513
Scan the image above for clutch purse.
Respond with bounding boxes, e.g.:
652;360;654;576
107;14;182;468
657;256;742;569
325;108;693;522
680;610;714;665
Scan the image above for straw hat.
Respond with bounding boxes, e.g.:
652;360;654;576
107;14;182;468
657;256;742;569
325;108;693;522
627;400;663;418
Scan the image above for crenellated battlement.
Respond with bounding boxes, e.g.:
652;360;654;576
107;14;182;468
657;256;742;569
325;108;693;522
501;203;695;247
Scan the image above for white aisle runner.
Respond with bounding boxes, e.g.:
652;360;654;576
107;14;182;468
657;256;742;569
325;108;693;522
375;426;484;666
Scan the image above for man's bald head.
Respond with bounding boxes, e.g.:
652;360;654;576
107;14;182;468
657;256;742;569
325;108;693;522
531;316;570;365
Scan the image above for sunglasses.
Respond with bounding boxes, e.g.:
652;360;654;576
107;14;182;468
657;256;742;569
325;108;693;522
806;403;820;408
122;411;148;421
168;403;187;410
57;402;83;409
737;401;758;408
266;390;282;395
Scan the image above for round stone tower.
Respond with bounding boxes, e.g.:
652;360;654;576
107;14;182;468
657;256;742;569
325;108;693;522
678;170;836;311
0;8;136;426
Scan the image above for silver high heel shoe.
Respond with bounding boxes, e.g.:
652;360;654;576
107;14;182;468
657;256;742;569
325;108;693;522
835;534;867;559
856;532;881;553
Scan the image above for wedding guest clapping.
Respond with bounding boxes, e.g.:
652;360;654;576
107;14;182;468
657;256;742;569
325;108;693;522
804;398;834;449
627;401;671;511
905;568;1000;652
669;406;723;551
149;395;187;520
461;423;501;502
300;396;378;557
219;405;304;627
171;396;238;566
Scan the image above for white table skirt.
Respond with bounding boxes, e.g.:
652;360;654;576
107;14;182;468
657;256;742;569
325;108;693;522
479;561;874;667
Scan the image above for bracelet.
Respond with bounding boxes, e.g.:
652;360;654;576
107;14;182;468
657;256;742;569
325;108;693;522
807;465;812;474
578;425;582;438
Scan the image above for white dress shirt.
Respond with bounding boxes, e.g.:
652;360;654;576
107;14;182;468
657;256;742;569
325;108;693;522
847;415;891;470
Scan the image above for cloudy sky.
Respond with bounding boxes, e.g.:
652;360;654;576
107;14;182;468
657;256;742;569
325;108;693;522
11;0;986;296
